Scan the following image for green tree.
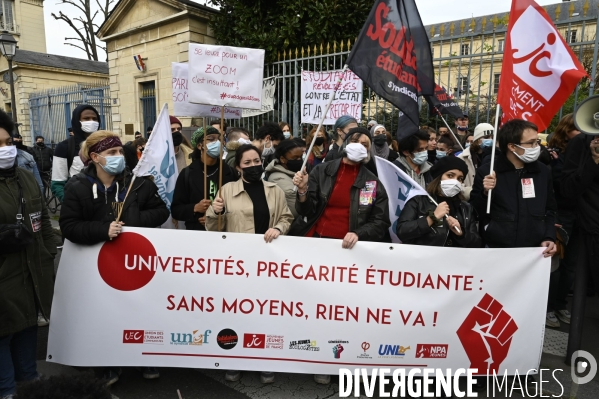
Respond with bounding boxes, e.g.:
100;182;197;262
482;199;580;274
208;0;373;62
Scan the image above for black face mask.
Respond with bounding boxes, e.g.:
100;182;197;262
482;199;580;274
172;132;183;147
286;159;303;173
36;142;44;148
314;137;325;146
242;165;264;183
373;135;387;147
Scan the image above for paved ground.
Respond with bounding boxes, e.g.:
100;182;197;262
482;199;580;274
34;216;599;398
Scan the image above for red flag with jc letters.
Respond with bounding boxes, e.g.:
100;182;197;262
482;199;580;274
497;0;588;131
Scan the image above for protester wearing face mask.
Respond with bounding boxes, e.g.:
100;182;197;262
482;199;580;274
291;128;390;253
265;139;304;218
397;157;481;247
206;145;293;385
122;136;144;172
51;104;101;202
170;116;193;173
279;122;292;139
172;127;238;231
394;129;433;189
0;110;57;399
435;136;455;161
31;136;53;174
470;120;557;256
251;122;285;167
59;131;169;385
324;115;358;162
458;123;494;200
225;127;252;168
370;124;399;162
304;126;329;168
427;129;438;163
453;113;470;140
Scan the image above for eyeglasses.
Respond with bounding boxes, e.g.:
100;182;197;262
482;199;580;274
171;127;182;133
518;139;541;148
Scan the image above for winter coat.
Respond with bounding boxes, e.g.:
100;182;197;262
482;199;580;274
0;168;57;336
396;195;481;247
31;144;54;172
290;158;390;241
393;155;433;190
561;133;599;234
205;179;294;234
265;160;298;218
59;166;170;245
51;104;99;201
171;158;238;231
17;149;44;194
225;141;240;169
470;150;557;248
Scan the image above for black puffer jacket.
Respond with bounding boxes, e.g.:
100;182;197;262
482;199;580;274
470;150;557;247
31;144;53;172
289;158;390;241
59;166;170;245
396;195;481;247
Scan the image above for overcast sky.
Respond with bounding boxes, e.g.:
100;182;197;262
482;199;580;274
43;0;560;61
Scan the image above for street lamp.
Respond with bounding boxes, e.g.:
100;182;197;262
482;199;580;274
0;31;18;135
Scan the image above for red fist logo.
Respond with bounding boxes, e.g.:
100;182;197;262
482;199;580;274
457;294;518;373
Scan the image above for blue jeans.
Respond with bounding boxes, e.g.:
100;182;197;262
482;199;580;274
0;325;39;397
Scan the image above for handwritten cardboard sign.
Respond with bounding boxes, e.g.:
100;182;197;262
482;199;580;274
188;44;265;109
301;70;363;125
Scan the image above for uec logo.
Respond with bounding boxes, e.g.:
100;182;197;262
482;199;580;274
98;232;157;291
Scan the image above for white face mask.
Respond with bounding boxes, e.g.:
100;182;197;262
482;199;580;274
440;179;463;197
345;142;368;163
0;145;17;169
81;121;99;133
513;145;541;163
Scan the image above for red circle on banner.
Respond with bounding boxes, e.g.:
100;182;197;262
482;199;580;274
547;33;556;45
97;232;157;291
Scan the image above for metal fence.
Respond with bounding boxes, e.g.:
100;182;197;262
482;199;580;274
29;83;112;146
229;12;599;136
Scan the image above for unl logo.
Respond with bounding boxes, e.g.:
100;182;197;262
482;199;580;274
457;294;518;373
123;330;144;344
416;344;448;359
510;6;576;101
243;334;266;349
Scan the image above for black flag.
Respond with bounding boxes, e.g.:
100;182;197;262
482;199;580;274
347;0;434;138
425;84;464;119
396;109;421;142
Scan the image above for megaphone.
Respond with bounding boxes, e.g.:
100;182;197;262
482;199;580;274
573;95;599;135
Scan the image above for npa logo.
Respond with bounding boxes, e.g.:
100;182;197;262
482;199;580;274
170;330;211;346
123;330;164;345
416;344;448;359
244;334;266;349
378;344;411;358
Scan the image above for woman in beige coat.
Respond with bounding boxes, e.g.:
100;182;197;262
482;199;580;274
206;144;293;384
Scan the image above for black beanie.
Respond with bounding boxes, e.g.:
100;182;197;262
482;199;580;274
345;127;372;142
429;156;469;180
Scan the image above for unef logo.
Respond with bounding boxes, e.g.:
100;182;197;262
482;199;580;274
510;5;577;101
170;330;211;346
98;232;157;291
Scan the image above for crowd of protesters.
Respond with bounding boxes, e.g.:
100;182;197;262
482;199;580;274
1;102;598;398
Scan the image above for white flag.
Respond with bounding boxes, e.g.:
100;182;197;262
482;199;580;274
375;156;428;243
133;104;183;229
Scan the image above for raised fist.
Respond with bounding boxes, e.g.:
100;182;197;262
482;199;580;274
332;344;344;359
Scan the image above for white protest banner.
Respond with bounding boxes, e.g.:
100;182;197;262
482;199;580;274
188;44;265;109
48;228;549;376
242;76;277;117
301;70;363;125
375;156;428;243
172;62;242;119
133;104;183;229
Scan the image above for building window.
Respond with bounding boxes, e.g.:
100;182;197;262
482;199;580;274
140;81;156;131
458;77;469;96
498;39;505;52
494;73;501;94
461;44;469;56
568;30;578;43
0;0;16;33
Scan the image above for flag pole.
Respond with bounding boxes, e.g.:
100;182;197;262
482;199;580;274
425;192;461;235
295;64;349;191
433;107;464;151
486;104;501;214
116;176;136;222
203;117;207;200
218;106;225;231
